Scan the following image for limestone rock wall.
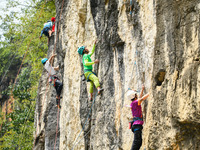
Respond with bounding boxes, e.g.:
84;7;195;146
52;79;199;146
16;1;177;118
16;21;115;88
34;0;200;150
148;0;200;149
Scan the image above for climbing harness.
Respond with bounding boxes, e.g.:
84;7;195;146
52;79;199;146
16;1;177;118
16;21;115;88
86;72;97;82
128;117;143;129
80;69;97;82
49;75;59;87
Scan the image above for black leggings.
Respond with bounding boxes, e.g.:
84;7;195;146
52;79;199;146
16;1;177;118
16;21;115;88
131;125;143;150
55;79;63;97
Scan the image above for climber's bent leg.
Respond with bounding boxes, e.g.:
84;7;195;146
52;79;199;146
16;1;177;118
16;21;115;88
88;73;100;88
55;79;63;108
88;74;103;94
131;125;143;150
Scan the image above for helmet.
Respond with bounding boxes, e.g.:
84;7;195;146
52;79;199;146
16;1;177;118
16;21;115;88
77;46;85;55
127;90;137;100
41;58;48;64
51;17;55;22
47;20;51;23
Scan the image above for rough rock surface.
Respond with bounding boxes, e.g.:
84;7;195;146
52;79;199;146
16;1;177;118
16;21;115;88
34;0;200;150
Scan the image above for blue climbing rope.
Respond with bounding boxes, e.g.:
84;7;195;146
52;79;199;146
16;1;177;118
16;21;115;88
72;89;130;148
71;92;98;150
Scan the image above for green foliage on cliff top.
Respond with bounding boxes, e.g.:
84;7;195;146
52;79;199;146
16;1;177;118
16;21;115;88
0;0;56;149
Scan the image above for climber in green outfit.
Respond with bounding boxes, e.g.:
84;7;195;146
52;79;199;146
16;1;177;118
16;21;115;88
77;40;104;101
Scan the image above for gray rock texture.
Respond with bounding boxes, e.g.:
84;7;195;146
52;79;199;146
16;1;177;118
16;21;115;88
34;0;200;150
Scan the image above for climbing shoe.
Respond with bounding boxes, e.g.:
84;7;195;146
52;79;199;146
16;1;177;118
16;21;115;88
89;96;93;101
98;88;104;95
56;98;61;109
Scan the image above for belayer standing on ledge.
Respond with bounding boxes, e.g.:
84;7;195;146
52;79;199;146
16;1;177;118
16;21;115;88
126;85;149;150
77;40;104;101
41;54;63;108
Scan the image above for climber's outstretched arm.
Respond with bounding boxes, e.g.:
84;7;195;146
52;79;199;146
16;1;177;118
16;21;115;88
49;54;57;64
139;85;145;98
89;40;97;56
138;93;149;105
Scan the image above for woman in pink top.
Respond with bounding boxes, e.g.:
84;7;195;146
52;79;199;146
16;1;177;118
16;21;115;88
127;85;149;150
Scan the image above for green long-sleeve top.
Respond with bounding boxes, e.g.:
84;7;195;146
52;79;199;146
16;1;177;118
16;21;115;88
83;44;95;73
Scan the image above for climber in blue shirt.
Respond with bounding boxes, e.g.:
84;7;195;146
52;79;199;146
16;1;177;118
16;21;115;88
39;21;53;39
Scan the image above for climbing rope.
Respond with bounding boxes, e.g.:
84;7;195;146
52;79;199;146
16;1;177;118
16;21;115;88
71;92;98;150
52;0;65;149
72;89;129;149
53;107;60;150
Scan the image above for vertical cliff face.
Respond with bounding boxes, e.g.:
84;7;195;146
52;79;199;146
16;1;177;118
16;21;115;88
149;0;200;149
34;0;200;150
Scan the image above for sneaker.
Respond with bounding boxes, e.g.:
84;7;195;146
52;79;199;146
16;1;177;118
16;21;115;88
98;88;104;95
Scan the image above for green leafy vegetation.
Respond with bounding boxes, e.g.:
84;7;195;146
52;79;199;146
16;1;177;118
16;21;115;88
0;68;35;149
0;0;56;149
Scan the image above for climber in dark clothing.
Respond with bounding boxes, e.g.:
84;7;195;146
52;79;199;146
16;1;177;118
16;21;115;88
126;85;149;150
41;54;63;108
